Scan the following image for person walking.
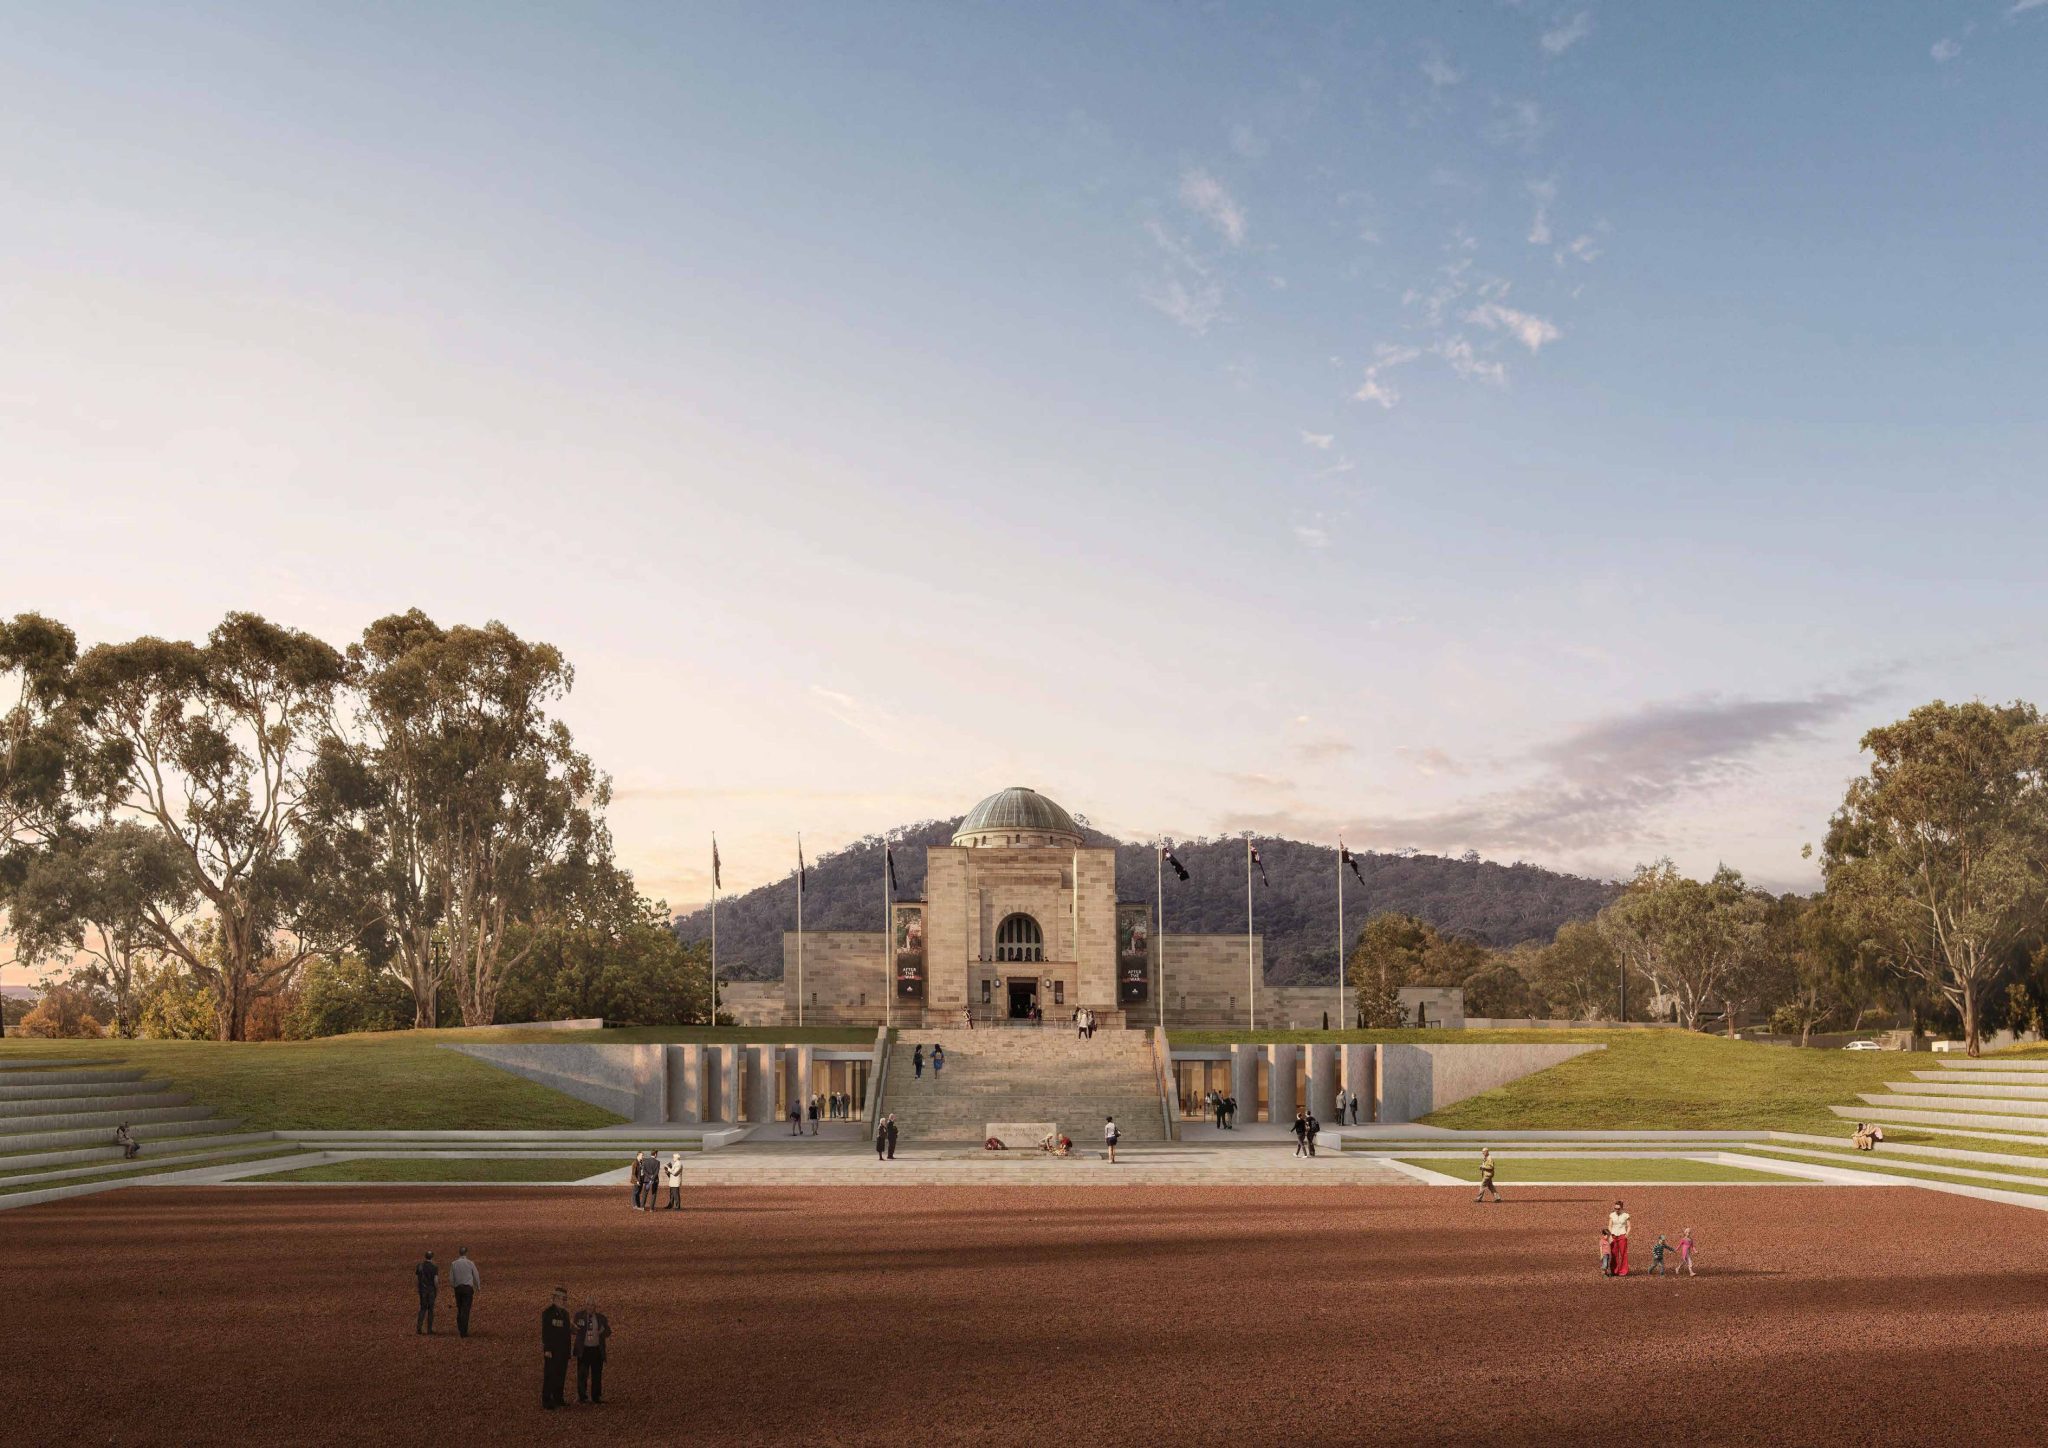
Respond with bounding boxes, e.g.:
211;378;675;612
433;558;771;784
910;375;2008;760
1475;1148;1502;1203
885;1113;899;1160
807;1096;820;1135
1607;1200;1632;1277
1103;1115;1120;1163
1225;1095;1237;1129
1077;1010;1088;1041
1679;1227;1697;1277
1305;1110;1321;1157
414;1250;439;1335
1349;1091;1361;1125
932;1044;945;1078
1292;1108;1309;1157
788;1099;803;1136
662;1150;684;1210
541;1288;573;1409
913;1045;924;1080
449;1246;480;1338
572;1298;612;1404
629;1151;646;1211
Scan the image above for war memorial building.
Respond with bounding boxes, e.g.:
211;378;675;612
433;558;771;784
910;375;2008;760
729;787;1448;1031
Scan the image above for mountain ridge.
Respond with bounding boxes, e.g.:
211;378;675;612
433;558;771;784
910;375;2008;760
671;819;1618;986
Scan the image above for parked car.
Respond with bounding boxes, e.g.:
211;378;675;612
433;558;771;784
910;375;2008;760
1842;1039;1882;1051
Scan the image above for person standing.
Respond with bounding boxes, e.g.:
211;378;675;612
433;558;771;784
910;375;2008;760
788;1100;803;1136
1333;1088;1347;1126
541;1288;573;1409
1475;1149;1502;1203
1349;1091;1361;1125
414;1250;438;1335
629;1151;646;1211
662;1150;684;1210
637;1151;660;1210
1607;1200;1632;1277
875;1115;889;1161
932;1044;945;1079
572;1298;612;1404
885;1113;899;1160
1103;1115;1119;1163
807;1096;820;1135
1226;1095;1238;1129
449;1247;480;1337
913;1045;924;1079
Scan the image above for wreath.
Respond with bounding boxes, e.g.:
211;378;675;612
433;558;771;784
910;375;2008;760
984;1137;1007;1151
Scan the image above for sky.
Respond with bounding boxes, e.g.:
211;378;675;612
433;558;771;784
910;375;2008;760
5;2;2047;983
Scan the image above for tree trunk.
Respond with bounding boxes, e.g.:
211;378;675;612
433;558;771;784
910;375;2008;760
1963;979;1981;1058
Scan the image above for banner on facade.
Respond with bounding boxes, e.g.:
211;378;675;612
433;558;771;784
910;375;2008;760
894;903;926;1001
1116;901;1150;1006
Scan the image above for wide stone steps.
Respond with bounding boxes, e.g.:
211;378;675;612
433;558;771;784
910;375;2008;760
2;1130;277;1173
880;1032;1167;1141
1885;1080;2048;1099
0;1068;150;1090
0;1091;186;1119
2;1113;242;1154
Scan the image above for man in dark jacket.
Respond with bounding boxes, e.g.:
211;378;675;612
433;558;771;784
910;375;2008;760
875;1116;887;1160
414;1250;438;1334
572;1299;612;1404
541;1288;573;1409
885;1114;899;1160
636;1151;660;1211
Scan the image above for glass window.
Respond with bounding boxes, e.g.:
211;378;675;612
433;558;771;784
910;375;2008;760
1054;981;1065;1005
994;913;1044;962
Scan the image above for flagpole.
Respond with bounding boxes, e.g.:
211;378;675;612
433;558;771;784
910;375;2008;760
797;833;805;1030
710;834;719;1028
1155;843;1165;1033
1337;838;1345;1032
1245;836;1256;1032
883;834;892;1032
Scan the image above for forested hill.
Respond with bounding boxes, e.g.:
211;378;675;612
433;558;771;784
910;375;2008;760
673;821;1618;986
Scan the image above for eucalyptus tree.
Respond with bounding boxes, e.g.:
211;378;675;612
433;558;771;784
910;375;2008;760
68;613;348;1040
6;822;195;1036
1;612;82;1037
1598;861;1767;1031
1821;700;2048;1056
324;612;611;1027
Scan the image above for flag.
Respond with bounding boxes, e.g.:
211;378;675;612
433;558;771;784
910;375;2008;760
1249;839;1268;887
886;841;898;897
798;836;806;890
1341;841;1364;882
1162;842;1189;882
712;835;721;890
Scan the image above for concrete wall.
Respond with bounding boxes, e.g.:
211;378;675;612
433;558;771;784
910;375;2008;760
1375;1043;1602;1123
452;1040;881;1126
720;982;783;1026
450;1043;667;1124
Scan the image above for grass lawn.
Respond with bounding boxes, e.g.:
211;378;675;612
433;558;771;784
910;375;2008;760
1403;1156;1801;1184
250;1157;623;1183
1412;1030;1912;1133
0;1034;623;1132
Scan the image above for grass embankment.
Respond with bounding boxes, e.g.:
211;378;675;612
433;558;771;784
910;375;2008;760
482;1025;874;1045
1411;1030;1909;1133
251;1157;623;1184
0;1034;622;1132
1406;1157;1800;1184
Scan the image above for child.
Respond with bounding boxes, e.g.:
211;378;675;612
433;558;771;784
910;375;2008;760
1600;1229;1613;1277
1679;1228;1696;1277
1649;1234;1670;1275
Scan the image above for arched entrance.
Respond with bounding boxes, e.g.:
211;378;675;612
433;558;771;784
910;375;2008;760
995;914;1044;1019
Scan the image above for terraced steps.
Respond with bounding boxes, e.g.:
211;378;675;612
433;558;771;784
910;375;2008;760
878;1030;1167;1142
1835;1057;2048;1142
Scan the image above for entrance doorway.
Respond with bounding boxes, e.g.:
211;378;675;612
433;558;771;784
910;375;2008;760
1007;979;1038;1020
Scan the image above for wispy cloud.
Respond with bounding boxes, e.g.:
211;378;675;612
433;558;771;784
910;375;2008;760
1141;219;1222;333
1435;335;1507;385
1397;746;1469;778
1540;11;1595;55
1179;167;1247;246
1467;300;1561;352
1292;520;1331;549
1223;770;1297;792
2011;0;2047;15
1354;342;1420;408
1484;99;1548;149
1930;37;1962;62
1419;44;1462;89
1300;431;1335;450
1527;178;1557;244
1295;736;1356;762
809;686;905;750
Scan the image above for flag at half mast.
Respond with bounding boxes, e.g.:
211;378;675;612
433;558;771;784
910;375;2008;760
1162;842;1190;881
1340;840;1364;881
1249;840;1268;887
712;835;721;890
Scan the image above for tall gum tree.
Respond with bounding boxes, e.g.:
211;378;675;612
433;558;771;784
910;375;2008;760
70;613;346;1040
1821;700;2048;1056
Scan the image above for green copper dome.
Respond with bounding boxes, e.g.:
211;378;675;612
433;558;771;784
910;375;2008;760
953;787;1083;847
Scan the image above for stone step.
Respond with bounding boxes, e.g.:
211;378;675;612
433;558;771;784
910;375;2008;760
0;1091;186;1119
0;1139;290;1191
0;1130;279;1173
1908;1072;2048;1089
0;1076;164;1102
0;1058;117;1072
0;1116;242;1153
1886;1081;2048;1100
1860;1092;2048;1118
1832;1104;2048;1136
0;1065;149;1089
0;1102;210;1136
1932;1059;2048;1072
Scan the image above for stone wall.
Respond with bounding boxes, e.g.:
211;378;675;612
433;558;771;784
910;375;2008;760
1375;1042;1601;1123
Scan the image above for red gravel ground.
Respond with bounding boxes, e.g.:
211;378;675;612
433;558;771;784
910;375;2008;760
12;1184;2048;1446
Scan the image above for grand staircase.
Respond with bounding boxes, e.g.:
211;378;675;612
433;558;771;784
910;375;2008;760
878;1028;1169;1143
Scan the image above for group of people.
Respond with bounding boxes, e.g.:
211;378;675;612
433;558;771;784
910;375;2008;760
873;1113;900;1158
628;1150;685;1210
1850;1121;1887;1151
1200;1089;1239;1128
411;1246;484;1338
1599;1200;1697;1278
1074;1008;1099;1038
910;1043;945;1079
1290;1107;1322;1156
1332;1088;1363;1124
410;1251;613;1409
